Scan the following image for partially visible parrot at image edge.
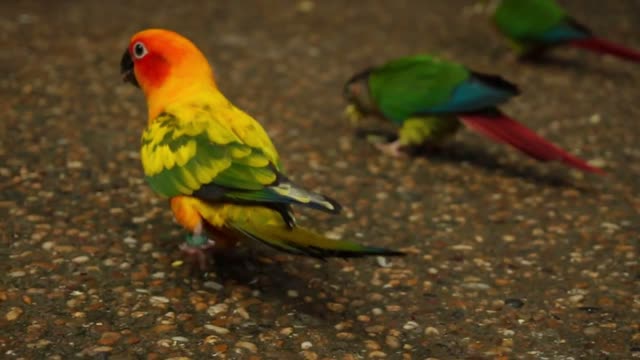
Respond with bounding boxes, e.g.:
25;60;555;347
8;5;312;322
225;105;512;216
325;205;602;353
344;55;604;174
119;29;403;270
492;0;640;62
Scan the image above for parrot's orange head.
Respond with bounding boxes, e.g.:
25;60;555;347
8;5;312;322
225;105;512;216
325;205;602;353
121;29;216;117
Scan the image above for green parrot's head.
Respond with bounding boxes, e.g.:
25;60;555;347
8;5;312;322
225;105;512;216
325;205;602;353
343;69;375;125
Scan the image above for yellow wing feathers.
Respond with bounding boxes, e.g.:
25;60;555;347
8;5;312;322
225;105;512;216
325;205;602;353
139;95;281;198
124;29;404;260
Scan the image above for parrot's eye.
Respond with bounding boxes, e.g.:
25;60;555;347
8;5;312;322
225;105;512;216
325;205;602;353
132;42;148;59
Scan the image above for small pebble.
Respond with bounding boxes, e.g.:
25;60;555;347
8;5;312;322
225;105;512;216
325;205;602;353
369;350;387;358
336;332;356;340
502;329;515;337
207;303;229;316
403;321;419;331
301;351;318;360
98;332;121;346
376;256;392;268
569;294;584;303
364;340;380;350
6;307;23;321
67;161;83;169
301;341;313;350
365;325;385;334
92;346;113;353
297;0;315;13
583;326;600;336
462;282;490;290
424;327;440;336
235;307;250;319
205;325;230;335
385;335;400;348
235;341;258;353
150;296;170;304
27;339;52;349
71;255;89;264
9;271;26;278
123;236;137;246
203;281;223;291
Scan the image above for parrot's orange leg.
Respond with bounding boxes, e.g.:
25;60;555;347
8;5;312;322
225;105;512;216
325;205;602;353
169;196;241;271
170;196;217;271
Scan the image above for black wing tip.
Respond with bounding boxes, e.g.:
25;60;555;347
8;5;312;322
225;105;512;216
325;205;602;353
302;246;406;259
322;195;343;214
565;17;593;37
470;71;520;96
364;247;406;257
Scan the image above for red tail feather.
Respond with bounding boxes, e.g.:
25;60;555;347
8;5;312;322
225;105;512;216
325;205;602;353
571;37;640;63
459;114;604;174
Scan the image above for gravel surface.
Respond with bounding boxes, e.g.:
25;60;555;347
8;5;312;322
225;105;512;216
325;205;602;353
1;0;639;358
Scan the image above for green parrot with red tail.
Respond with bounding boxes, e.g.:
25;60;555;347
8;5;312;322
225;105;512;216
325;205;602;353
492;0;640;62
343;55;604;174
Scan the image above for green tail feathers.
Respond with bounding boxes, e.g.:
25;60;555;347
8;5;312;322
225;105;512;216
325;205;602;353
231;218;404;259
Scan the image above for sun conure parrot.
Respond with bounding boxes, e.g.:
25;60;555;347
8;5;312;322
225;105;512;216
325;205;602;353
343;55;604;174
492;0;640;62
120;29;403;270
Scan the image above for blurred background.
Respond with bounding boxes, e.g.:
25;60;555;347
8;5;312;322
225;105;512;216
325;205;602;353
1;0;639;358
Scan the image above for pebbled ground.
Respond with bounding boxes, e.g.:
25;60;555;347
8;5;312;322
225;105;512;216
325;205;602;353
1;0;639;358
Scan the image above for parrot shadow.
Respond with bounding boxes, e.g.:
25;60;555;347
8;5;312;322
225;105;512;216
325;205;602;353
518;53;631;80
415;141;592;189
355;127;584;188
188;248;366;321
355;127;585;188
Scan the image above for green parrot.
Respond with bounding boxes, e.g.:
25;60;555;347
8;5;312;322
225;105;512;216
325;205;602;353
492;0;640;62
343;55;603;174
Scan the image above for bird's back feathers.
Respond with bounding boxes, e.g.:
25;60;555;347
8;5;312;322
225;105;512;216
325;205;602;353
366;55;517;122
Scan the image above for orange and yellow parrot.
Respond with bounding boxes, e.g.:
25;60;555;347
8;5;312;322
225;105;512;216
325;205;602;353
120;29;403;269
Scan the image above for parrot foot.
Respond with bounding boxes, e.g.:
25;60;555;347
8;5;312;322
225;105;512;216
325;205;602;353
180;234;217;272
375;140;409;158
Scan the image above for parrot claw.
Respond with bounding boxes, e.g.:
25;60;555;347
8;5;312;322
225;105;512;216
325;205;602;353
180;234;217;272
375;140;409;158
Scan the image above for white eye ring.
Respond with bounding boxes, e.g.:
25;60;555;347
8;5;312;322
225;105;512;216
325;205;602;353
132;41;148;59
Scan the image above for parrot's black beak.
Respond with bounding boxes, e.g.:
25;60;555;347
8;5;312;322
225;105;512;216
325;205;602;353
120;49;139;88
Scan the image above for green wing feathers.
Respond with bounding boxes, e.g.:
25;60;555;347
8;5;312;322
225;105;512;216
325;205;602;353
141;109;340;214
141;112;276;196
229;207;403;258
368;55;469;122
493;0;567;42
